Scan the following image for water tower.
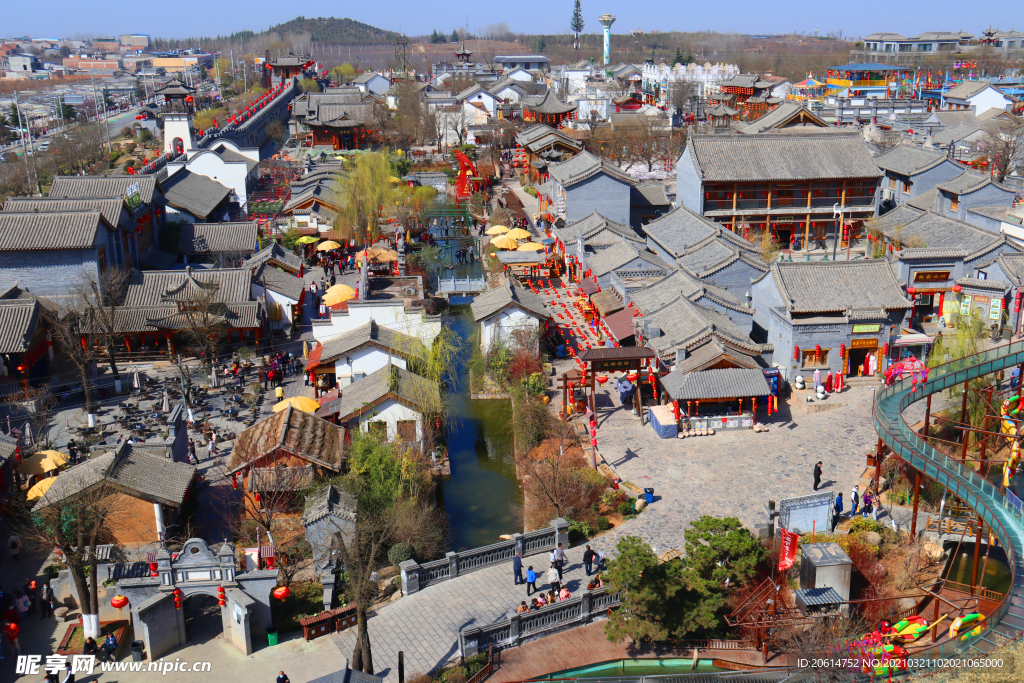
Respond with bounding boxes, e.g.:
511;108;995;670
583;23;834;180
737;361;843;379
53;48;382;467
599;13;616;65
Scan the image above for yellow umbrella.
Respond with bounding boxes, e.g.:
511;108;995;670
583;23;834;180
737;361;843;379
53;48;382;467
17;450;69;476
26;476;57;501
505;228;532;240
357;247;399;263
272;396;322;413
317;240;342;251
323;284;357;306
485;225;509;235
517;242;546;251
296;236;320;244
489;234;519;250
303;340;310;359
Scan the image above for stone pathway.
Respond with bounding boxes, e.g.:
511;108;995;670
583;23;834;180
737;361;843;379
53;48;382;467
333;547;592;680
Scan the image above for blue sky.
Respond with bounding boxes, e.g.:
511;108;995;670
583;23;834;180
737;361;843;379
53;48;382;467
3;1;1013;41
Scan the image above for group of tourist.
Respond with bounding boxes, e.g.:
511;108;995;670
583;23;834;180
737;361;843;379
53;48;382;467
508;543;608;614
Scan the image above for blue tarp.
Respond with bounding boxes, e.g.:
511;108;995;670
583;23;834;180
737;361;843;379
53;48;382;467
648;408;676;439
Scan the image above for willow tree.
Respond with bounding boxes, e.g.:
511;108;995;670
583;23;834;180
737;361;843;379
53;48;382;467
334;152;399;244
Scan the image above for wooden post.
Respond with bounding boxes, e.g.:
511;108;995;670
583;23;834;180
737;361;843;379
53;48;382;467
910;471;922;538
980;386;993;477
923;394;932;437
971;517;984;595
398;651;404;683
933;594;940;642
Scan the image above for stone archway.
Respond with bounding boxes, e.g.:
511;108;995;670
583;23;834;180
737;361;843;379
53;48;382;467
184;593;223;644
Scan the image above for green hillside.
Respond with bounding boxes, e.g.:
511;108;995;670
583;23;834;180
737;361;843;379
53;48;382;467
253;16;399;44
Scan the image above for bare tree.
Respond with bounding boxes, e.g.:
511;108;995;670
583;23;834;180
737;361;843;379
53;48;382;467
669;79;699;118
76;268;131;388
48;301;100;425
4;385;61;449
442;106;468;147
19;484;129;638
581;110;604;152
982;118;1024;183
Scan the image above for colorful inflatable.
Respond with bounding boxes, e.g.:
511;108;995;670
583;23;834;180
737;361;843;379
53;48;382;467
949;613;985;639
863;644;908;678
884;356;929;386
1000;396;1022;488
887;615;930;643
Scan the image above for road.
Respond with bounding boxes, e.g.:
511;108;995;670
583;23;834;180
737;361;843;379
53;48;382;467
2;102;151;158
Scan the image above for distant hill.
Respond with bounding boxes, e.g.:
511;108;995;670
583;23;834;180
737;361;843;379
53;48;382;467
253;16;399;44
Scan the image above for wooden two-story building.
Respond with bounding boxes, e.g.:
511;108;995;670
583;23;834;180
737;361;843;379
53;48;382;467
676;132;883;249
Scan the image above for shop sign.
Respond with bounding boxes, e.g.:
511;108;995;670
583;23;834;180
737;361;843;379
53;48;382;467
973;295;990;305
990;299;1002;320
913;270;950;283
851;338;878;349
851;324;881;333
959;295;973;315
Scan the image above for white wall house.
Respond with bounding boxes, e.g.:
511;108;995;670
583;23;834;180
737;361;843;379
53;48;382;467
943;80;1012;114
311;300;443;347
470;277;549;353
326;364;440;445
313;319;421;387
360;398;425;442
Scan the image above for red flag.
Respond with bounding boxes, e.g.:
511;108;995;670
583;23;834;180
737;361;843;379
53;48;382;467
778;528;798;571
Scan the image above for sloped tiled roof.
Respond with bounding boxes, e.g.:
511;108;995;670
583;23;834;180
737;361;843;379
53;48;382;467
35;442;195;509
0;210;108;250
0;297;41;353
243;243;303;273
231;405;345;471
996;253;1024;287
50;175;158;204
0;433;17;466
586;241;672;278
548;150;635;188
936;171;1003;195
874;144;950;176
932;123;982;147
687;133;882;182
661;367;769;400
522;89;577;115
886;211;1010;259
124;267;252;306
317;320;425;363
944;80;1000;101
644;204;759;258
211;145;259;172
641;294;764;359
557;211;644;247
302;484;356;527
321;364;439;421
768;260;912;314
739;101;831;134
632;183;670;207
471;276;549;321
1;196;125;228
160;169;232;220
674;339;761;374
253;261;304;301
178;222;259;254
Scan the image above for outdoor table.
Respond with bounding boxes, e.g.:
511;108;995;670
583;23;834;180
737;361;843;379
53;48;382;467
224;408;239;417
131;423;146;432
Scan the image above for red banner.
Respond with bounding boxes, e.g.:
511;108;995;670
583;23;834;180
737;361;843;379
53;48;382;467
778;528;798;571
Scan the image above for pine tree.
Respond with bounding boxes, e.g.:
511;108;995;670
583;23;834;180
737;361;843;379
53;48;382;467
672;46;683;66
570;0;585;61
451;29;459;43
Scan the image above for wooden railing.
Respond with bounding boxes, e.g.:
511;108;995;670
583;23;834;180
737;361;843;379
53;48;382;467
465;645;493;683
942;579;1006;602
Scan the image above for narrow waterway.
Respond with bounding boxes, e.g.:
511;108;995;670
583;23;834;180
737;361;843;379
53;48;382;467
433;257;523;551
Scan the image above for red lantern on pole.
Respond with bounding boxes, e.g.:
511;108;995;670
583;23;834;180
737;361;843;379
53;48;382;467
111;595;129;612
883;342;889;355
172;588;182;610
793;345;800;361
273;586;291;600
217;586;226;606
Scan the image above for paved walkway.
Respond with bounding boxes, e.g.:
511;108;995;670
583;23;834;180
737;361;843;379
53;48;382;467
333;547;592;680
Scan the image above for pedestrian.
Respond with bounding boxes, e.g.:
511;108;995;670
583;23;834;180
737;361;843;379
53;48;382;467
188;439;197;463
813;461;823;491
583;545;596;576
61;662;74;683
526;566;537;595
546;564;560;594
512;552;524;585
831;492;844;532
862;490;874;518
330;274;336;287
39;583;53;620
14;592;27;621
22;579;36;614
67;439;78;464
3;620;20;657
277;672;291;683
83;637;98;658
851;485;860;516
275;385;284;401
517;601;529;614
102;632;117;661
208;432;218;456
553;542;566;579
7;533;20;562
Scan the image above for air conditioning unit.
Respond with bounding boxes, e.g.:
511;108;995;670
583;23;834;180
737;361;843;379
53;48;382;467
404;287;418;297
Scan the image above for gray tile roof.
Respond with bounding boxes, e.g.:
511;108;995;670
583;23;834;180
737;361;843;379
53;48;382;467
874;144;949;176
178;222;259;254
302;484;356;527
232;405;345;471
641;294;764;359
644;204;759;258
305;102;375;128
125;267;252;306
955;276;1009;293
631;183;670;207
212;145;259;173
471;276;549;321
317;320;425;363
739;101;831;134
768;260;912;314
35;441;195;509
0;433;17;465
253;261;305;301
687;132;882;182
522;89;577;115
661;367;770;401
997;253;1024;286
556;211;644;247
944;80;998;101
586;241;672;278
0;297;41;353
321;364;440;421
155;76;195;97
932;123;982;147
871;205;925;233
284;182;344;212
243;243;304;273
50;175;158;204
674;340;761;374
884;211;1006;258
936;171;999;195
104;302;262;333
548;151;635;188
1;196;126;228
160;169;232;220
0;210;107;250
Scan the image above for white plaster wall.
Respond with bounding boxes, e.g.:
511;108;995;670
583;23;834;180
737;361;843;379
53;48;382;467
333;346;407;385
480;308;540;351
360;398;423;441
251;284;297;331
184;153;250;209
311;302;442;346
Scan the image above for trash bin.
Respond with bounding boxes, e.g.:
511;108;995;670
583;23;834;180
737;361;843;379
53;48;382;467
267;625;279;646
130;641;144;662
644;487;654;505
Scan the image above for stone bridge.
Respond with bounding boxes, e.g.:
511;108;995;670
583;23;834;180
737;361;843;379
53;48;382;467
116;538;277;660
199;81;298;151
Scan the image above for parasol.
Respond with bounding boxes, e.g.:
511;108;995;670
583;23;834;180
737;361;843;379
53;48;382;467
317;240;342;251
489;234;519;250
26;477;57;501
323;284;357;306
485;225;509;235
17;450;68;476
272;396;321;413
517;242;545;251
505;228;532;240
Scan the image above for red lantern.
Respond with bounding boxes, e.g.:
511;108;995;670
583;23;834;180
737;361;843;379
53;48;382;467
883;342;889;355
218;585;226;606
254;492;261;504
273;586;290;600
231;473;238;489
840;343;846;359
952;284;962;293
906;286;917;296
173;588;182;609
814;344;821;363
110;595;129;612
150;562;159;577
793;345;800;361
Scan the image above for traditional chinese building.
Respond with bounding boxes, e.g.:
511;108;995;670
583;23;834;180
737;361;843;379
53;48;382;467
522;90;578;126
266;53;313;88
708;74;782;118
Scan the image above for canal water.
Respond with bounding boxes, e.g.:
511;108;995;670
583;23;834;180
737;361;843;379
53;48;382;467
434;259;523;551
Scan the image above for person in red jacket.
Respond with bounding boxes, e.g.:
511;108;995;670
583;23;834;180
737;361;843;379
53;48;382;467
3;620;20;656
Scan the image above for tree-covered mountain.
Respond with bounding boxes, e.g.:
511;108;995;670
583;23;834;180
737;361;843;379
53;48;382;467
233;16;399;44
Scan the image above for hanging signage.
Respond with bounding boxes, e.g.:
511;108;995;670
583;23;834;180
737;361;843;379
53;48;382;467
851;324;881;334
990;299;1002;320
851;338;878;349
124;181;143;216
778;528;798;571
959;295;973;315
973;295;990;305
913;270;950;283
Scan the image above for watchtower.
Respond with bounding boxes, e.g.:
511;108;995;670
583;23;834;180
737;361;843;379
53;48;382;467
156;76;196;156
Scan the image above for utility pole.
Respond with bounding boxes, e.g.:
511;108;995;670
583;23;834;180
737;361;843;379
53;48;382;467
90;75;113;154
13;91;35;190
